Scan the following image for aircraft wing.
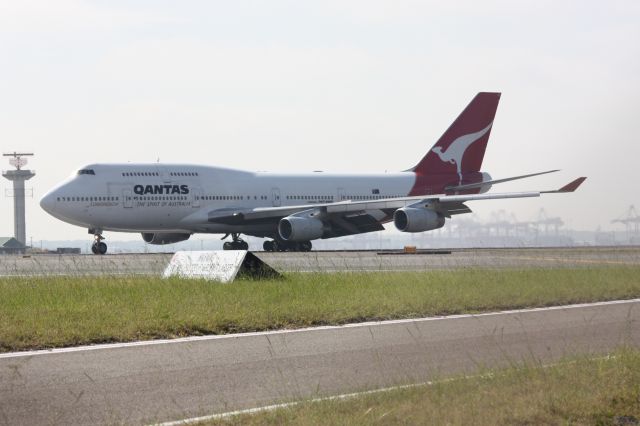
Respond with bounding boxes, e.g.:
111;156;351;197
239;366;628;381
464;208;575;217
201;177;586;237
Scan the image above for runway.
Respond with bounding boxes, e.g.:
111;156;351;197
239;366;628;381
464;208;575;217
1;299;638;425
1;246;639;276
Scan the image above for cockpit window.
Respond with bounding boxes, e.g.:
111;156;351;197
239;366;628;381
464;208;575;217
77;169;95;175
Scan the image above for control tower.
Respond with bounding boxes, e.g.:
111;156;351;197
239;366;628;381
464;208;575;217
2;152;35;246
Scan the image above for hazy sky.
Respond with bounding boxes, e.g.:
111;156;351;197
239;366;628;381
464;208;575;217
1;0;639;242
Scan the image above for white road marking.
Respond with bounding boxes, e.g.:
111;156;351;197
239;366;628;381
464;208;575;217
151;382;430;425
1;298;638;359
151;354;618;426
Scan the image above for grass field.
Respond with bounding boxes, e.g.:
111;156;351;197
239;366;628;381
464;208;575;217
199;348;640;425
1;267;639;352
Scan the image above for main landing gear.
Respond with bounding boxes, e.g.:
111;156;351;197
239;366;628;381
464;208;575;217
220;234;313;252
263;240;312;252
222;233;249;250
89;230;107;255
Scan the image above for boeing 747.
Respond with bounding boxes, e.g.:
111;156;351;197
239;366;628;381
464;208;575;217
40;92;586;254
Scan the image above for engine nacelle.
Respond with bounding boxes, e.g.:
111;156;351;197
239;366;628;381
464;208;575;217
141;232;191;245
394;207;445;233
278;216;325;242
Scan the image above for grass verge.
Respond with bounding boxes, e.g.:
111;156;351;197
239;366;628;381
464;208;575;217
199;348;640;425
1;267;639;352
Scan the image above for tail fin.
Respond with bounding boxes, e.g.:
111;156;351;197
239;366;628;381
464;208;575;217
410;92;501;176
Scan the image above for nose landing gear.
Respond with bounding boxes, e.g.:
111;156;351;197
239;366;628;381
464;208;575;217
89;230;107;255
222;233;249;250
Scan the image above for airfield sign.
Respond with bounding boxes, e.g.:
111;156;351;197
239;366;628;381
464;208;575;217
162;250;279;283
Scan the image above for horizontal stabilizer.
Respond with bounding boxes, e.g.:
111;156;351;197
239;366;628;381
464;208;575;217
446;169;559;192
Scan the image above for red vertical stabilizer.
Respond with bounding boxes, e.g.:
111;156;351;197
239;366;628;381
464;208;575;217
410;92;501;177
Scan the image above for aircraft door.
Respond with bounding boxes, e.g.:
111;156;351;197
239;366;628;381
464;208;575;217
271;188;281;207
156;165;172;183
337;188;346;202
123;189;133;208
192;187;202;208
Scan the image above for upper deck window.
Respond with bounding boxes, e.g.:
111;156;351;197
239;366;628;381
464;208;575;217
77;169;95;175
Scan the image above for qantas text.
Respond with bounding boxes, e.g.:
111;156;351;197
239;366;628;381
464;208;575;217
133;184;189;195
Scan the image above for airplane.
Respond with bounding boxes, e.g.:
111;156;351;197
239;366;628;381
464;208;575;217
40;92;586;254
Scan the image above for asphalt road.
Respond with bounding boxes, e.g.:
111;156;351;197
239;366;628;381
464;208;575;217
1;246;639;276
1;299;638;425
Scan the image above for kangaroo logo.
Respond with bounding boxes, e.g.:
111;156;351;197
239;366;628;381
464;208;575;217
431;122;493;182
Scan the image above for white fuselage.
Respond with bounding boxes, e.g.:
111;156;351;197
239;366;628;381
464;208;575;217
41;163;417;237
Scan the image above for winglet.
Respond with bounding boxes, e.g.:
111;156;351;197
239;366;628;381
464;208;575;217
546;177;587;193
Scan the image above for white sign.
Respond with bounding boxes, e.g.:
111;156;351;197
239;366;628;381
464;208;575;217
162;250;279;283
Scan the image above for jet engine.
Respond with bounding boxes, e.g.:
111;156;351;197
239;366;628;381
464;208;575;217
393;207;445;233
278;216;325;242
141;232;191;245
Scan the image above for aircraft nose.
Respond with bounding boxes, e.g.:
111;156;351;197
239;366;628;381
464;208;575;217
40;190;56;214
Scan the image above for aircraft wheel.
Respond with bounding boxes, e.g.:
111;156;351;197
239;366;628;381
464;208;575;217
97;242;107;255
91;231;106;255
263;240;274;252
299;241;312;252
239;241;249;250
223;241;232;250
